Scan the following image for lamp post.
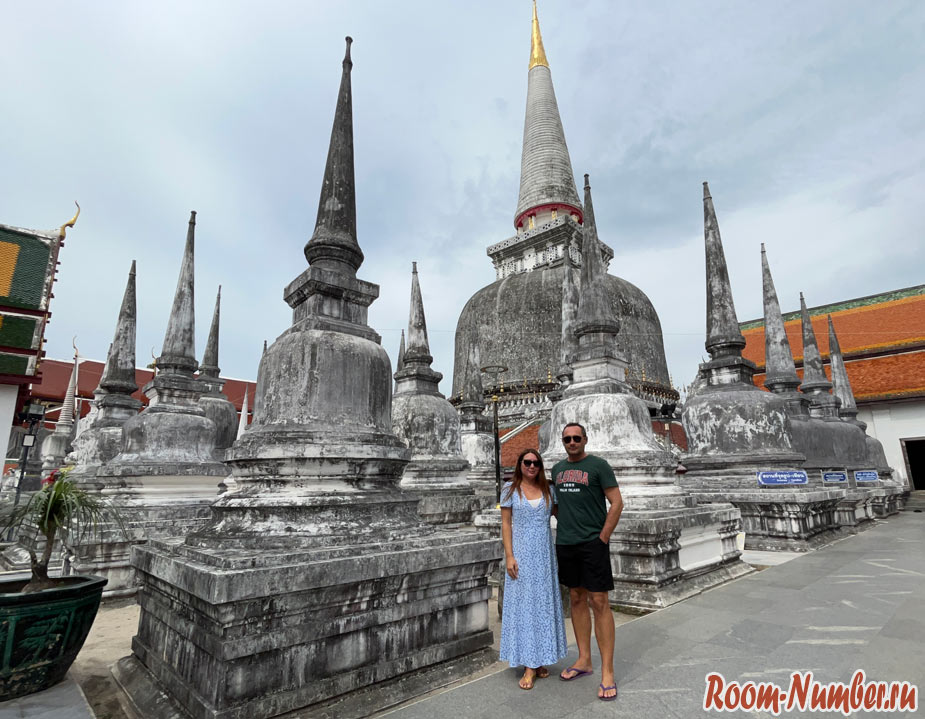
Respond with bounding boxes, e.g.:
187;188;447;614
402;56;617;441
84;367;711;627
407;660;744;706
480;365;507;505
7;404;46;541
12;403;46;509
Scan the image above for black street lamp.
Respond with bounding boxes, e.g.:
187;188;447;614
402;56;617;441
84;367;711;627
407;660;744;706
12;403;46;509
480;365;507;505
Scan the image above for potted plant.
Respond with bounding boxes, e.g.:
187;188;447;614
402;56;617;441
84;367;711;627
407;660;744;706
0;467;122;700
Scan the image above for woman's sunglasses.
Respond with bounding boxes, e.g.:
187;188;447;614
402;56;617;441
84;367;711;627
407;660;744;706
521;459;542;467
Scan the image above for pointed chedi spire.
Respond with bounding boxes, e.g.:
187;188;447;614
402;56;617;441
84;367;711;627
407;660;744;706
236;386;249;440
798;293;833;394
393;329;406;392
304;36;363;277
515;3;581;230
397;329;406;371
558;260;579;376
159;211;198;374
404;261;432;364
703;182;745;360
59;348;79;427
99;261;138;396
200;286;221;379
827;315;858;418
576;175;617;337
761;244;800;393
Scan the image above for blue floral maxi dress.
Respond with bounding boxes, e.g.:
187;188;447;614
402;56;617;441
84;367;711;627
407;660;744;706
499;483;568;668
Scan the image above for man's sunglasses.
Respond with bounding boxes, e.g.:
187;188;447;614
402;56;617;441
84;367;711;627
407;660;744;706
562;435;584;444
521;459;542;467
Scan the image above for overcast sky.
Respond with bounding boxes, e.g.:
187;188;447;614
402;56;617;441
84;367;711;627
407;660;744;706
4;1;924;397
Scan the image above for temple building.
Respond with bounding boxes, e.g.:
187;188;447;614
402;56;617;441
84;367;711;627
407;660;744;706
740;284;925;490
451;2;676;430
0;208;76;480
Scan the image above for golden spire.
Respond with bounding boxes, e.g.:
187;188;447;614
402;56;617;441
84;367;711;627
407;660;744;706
58;201;80;240
529;0;549;70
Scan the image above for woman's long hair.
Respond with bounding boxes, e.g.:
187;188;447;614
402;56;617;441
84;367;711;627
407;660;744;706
503;448;552;505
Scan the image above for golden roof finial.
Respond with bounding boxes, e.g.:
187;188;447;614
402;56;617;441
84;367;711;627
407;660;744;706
58;201;80;240
529;0;549;70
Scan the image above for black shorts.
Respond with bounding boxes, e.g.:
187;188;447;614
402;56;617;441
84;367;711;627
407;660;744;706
556;538;614;593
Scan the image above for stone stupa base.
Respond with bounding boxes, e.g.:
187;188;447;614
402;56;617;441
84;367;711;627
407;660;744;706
868;484;906;517
399;460;482;526
680;459;846;552
833;489;875;532
608;501;752;611
67;474;223;597
114;528;497;719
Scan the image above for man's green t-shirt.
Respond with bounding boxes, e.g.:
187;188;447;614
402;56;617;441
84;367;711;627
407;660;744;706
552;454;619;545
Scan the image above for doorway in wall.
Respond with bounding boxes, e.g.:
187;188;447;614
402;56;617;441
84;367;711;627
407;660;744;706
901;438;925;490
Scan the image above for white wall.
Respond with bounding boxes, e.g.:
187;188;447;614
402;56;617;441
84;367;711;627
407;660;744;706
0;384;18;465
857;399;925;485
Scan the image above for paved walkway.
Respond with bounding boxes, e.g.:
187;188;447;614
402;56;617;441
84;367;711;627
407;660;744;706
380;512;925;719
0;677;94;719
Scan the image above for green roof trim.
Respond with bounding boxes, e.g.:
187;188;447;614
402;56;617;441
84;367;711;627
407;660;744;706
0;313;40;350
0;352;30;376
740;284;925;331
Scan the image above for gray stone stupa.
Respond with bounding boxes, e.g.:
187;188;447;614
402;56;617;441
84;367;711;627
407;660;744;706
393;262;479;525
544;176;750;610
680;184;843;551
115;38;497;719
197;286;238;457
67;261;143;483
40;348;78;472
827;314;905;515
72;221;225;596
760;247;872;529
101;212;226;478
457;334;496;505
452;3;674;421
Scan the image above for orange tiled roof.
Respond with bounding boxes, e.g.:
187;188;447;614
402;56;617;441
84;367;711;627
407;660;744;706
29;358;256;421
741;285;925;401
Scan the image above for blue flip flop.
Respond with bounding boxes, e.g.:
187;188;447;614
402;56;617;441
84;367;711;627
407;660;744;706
599;683;618;701
559;666;593;681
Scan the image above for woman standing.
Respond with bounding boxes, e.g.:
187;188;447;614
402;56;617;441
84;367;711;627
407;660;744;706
499;448;568;689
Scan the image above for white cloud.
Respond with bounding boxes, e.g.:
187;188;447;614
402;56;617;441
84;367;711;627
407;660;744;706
2;1;923;398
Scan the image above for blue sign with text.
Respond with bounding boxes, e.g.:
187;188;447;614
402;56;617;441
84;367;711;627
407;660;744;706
855;470;879;482
822;471;848;483
757;470;809;486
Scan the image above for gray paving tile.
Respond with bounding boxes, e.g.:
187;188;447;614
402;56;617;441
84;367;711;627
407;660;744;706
383;514;925;719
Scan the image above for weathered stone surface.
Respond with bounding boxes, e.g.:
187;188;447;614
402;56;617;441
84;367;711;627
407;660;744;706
681;184;842;551
452;7;672;408
64;476;217;597
103;212;226;478
393;263;478;526
125;534;494;719
118;38;496;719
198;287;237;455
454;265;671;405
68;262;142;482
544;178;750;610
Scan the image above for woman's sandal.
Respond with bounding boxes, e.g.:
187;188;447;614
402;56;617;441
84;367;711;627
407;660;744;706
535;667;549;679
519;670;537;690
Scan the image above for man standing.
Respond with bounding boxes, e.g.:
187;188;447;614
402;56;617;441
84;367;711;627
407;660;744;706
552;422;623;702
